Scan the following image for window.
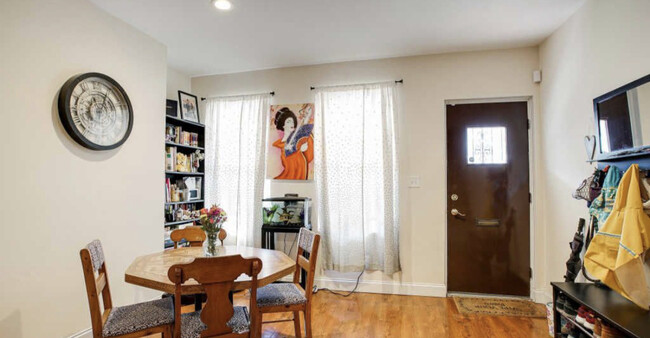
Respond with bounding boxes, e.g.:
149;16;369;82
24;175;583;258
467;127;507;164
313;82;400;274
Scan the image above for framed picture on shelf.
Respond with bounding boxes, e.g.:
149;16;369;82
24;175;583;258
178;91;200;123
166;99;178;117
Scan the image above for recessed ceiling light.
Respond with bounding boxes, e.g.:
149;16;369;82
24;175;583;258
212;0;232;11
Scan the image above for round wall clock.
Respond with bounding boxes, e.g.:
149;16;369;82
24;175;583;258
58;72;133;150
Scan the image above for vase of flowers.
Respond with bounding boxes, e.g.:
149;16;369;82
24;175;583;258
199;204;227;256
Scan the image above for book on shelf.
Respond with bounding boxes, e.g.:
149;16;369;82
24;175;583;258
165;147;175;171
165;146;202;173
165;178;171;202
165;124;199;147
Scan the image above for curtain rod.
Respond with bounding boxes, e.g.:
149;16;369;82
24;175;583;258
201;91;275;101
310;79;403;91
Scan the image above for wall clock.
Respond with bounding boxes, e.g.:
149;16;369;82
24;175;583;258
58;72;133;150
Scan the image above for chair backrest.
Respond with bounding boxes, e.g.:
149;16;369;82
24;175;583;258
168;255;262;337
170;226;206;248
80;240;113;338
294;228;320;302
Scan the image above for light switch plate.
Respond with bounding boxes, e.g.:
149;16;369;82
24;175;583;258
409;176;420;188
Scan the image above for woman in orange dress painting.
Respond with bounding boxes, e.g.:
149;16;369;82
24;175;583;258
272;106;314;180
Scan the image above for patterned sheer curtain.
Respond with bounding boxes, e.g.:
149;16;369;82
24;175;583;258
314;82;400;274
205;94;271;247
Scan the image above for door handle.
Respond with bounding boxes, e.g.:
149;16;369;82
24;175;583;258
451;208;466;217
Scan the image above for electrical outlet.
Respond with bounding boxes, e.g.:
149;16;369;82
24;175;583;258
409;176;420;188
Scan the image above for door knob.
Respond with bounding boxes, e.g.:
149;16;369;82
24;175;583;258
451;208;466;217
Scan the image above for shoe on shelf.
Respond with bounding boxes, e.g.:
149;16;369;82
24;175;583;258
564;300;578;318
593;318;602;338
575;305;587;325
561;318;574;335
584;311;596;331
567;326;581;338
601;322;625;338
556;294;567;312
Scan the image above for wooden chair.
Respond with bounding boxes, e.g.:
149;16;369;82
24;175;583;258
80;240;174;338
168;255;263;338
252;228;320;337
168;226;209;310
170;226;207;248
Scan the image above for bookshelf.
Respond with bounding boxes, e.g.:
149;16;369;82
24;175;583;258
164;113;205;248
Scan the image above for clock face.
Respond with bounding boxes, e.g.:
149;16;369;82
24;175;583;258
58;73;133;150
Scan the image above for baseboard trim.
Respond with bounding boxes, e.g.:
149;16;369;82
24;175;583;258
314;277;447;297
532;288;552;304
68;328;92;338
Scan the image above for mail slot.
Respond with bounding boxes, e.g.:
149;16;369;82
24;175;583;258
476;218;500;227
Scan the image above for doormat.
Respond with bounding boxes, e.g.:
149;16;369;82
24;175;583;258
453;297;546;318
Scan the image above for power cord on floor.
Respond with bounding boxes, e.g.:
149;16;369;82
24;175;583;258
312;268;365;297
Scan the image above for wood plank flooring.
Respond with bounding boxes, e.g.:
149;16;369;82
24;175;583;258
154;291;549;337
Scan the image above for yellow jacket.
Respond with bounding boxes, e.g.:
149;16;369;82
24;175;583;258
584;164;650;310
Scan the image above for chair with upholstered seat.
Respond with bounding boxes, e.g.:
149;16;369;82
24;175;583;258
167;226;209;310
168;254;262;338
253;228;320;337
80;240;174;338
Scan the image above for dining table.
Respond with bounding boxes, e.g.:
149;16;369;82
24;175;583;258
124;245;296;294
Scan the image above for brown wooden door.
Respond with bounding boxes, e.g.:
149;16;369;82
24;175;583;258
446;102;530;297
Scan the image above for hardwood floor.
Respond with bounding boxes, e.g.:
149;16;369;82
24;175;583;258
155;291;549;337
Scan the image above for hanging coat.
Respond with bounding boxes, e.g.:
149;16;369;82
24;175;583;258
584;164;650;310
589;166;622;227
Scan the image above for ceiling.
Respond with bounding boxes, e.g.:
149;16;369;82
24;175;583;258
91;0;585;77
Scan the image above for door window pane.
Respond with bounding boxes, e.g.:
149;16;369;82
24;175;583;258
467;127;507;164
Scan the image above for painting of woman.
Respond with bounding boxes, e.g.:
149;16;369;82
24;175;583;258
267;104;314;180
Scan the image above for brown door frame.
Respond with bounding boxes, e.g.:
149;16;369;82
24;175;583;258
444;96;536;299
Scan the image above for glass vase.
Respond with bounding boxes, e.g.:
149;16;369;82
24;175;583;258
204;231;218;256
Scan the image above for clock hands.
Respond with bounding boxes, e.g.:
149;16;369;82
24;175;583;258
100;89;109;107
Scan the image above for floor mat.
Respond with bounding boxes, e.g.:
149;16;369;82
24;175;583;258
453;296;546;318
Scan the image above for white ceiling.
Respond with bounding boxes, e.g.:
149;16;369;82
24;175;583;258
91;0;585;77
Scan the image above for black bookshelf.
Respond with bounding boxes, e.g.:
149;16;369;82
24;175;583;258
165;171;205;176
165;115;205;128
165;141;205;151
165;218;202;227
164;114;206;248
165;199;204;206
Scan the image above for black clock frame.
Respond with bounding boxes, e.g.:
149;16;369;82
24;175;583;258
58;72;134;150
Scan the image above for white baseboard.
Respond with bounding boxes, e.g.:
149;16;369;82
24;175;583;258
314;277;447;297
532;288;553;304
68;328;92;338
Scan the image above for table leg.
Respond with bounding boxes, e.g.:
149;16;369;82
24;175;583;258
261;229;267;249
270;231;275;250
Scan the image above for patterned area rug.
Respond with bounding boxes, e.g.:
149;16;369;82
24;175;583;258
453;297;546;318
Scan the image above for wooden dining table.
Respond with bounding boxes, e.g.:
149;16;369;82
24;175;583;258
124;245;296;294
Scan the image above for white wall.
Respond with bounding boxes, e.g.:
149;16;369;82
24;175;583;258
192;47;545;298
0;0;167;337
538;0;650;297
166;66;192;119
167;66;192;101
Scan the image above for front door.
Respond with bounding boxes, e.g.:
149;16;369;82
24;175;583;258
446;102;530;297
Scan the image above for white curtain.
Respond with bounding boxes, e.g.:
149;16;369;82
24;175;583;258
314;82;400;274
205;94;270;247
